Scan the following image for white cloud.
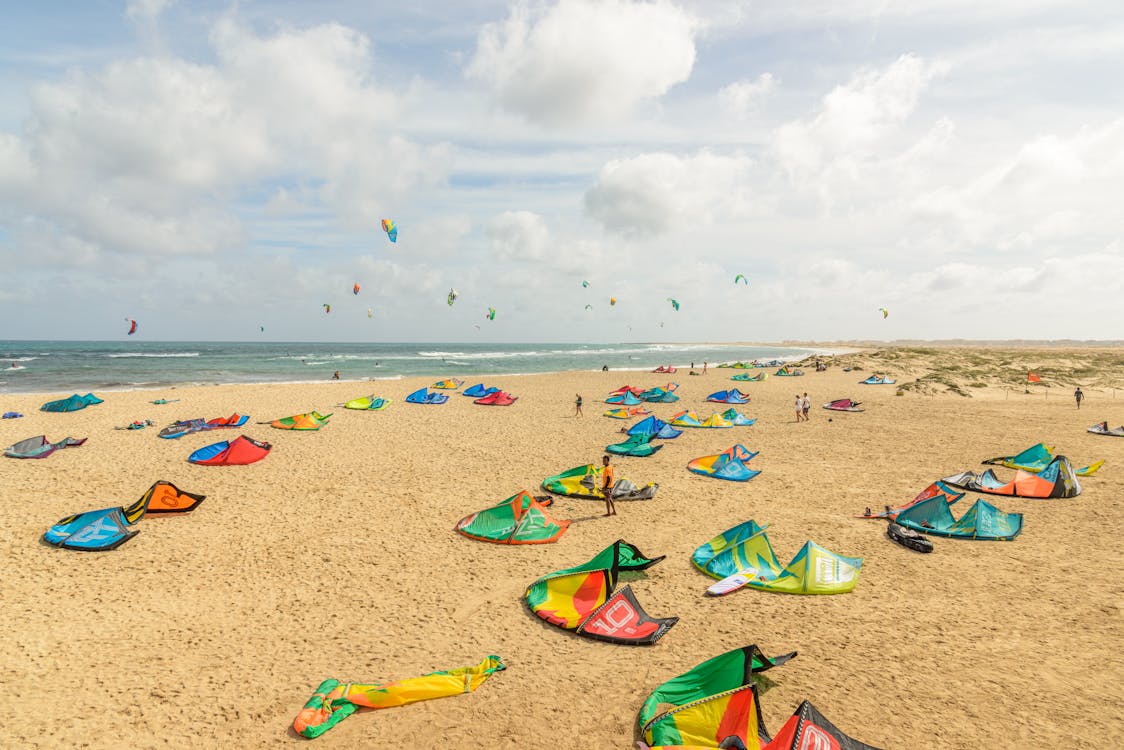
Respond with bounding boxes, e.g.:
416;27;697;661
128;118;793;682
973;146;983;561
774;54;949;175
584;150;754;236
125;0;176;24
487;210;551;260
0;19;448;270
719;73;776;117
467;0;700;125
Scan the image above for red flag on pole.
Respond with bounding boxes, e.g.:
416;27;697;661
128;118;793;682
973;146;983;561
1027;371;1041;383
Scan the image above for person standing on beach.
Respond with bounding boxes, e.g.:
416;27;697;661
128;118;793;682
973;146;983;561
575;393;583;417
795;394;804;422
1075;387;1083;409
802;392;811;421
703;361;708;374
600;455;617;516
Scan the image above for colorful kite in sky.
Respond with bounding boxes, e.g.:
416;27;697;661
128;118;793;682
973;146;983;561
381;219;397;242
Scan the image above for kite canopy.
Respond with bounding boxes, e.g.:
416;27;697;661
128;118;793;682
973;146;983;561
694;522;863;596
40;393;103;413
352;283;360;295
159;419;207;439
606;433;663;457
432;378;464;390
4;435;86;459
524;540;677;645
707;389;750;404
669;410;733;428
455;491;569;544
447;288;458;306
628;416;683;439
879;307;889;319
860;374;896;384
604;406;651;419
731;372;767;381
652;365;677;373
474;390;517;405
207;413;249;428
381;218;397;242
405;388;449;405
606;391;643;405
857;480;963;521
127;319;137;335
188;435;271;465
542;464;658;500
942;455;1082;498
322;304;330;314
734;274;748;284
667;297;680;311
1088;421;1124;437
895;496;1023;541
720;408;757;426
486;307;496;320
982;443;1103;477
462;384;499;398
158;414;246;439
43;481;205;552
688;445;760;482
824;398;863;412
764;701;883;750
271;411;331;431
638;645;796;749
293;655;504;739
638;386;680;403
344;396;390;410
774;366;804;377
2;412;23;419
582;280;590;288
610;296;617;306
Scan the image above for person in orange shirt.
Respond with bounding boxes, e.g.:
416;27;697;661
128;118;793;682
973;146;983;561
600;455;617;517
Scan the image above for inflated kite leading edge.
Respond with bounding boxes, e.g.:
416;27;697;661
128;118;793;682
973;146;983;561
293;655;505;739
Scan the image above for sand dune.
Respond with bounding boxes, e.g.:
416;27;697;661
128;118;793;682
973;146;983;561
2;351;1122;748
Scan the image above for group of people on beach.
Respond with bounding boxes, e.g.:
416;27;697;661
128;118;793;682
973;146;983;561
794;392;812;421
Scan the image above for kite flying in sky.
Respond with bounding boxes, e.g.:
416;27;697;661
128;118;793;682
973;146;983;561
381;219;397;242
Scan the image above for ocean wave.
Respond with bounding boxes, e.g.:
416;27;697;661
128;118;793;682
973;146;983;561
7;356;37;362
107;352;201;358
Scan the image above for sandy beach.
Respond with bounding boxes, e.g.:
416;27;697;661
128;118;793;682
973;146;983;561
2;348;1123;749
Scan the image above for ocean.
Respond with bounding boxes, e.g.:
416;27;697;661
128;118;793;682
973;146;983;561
0;341;828;394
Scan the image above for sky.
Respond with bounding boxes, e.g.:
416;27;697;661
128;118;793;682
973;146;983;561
1;0;1122;342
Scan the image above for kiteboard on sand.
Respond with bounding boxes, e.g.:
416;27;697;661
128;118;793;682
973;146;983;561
705;570;756;596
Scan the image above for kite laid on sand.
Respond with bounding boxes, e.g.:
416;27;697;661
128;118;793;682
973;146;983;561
293;656;505;738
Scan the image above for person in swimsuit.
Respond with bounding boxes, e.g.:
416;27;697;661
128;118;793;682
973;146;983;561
575;393;583;417
601;455;617;516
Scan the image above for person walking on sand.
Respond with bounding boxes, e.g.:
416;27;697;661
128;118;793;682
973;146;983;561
802;392;811;421
600;455;617;517
575;393;584;417
1075;387;1084;409
794;394;804;422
